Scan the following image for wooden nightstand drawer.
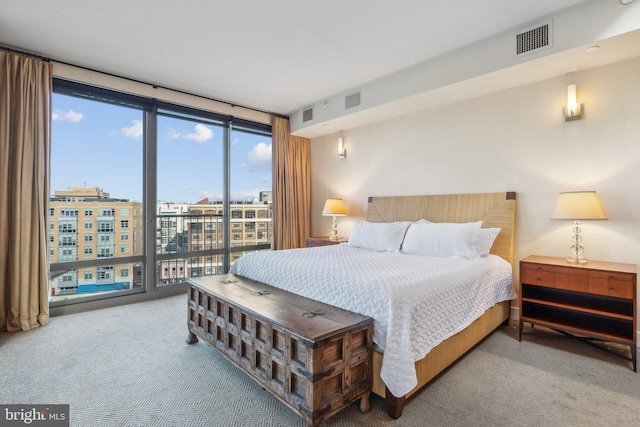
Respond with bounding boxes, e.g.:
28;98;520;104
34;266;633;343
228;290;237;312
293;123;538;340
589;277;633;299
521;261;633;298
521;268;588;292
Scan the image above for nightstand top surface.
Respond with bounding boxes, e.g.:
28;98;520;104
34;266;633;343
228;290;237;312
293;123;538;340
521;255;637;274
308;236;349;242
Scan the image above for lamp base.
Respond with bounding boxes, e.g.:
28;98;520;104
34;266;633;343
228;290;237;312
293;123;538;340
329;216;339;240
567;256;588;264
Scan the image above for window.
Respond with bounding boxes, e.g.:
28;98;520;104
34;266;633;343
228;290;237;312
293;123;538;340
84;271;93;279
98;248;113;258
98;221;114;232
59;223;77;233
60;236;76;246
49;248;55;256
51;78;271;305
49;234;54;243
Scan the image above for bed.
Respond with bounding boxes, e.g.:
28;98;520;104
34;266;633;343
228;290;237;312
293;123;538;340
230;191;517;418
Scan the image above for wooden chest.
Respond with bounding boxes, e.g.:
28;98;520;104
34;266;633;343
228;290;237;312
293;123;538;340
186;274;373;426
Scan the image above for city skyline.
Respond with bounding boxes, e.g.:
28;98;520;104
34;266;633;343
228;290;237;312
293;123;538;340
52;93;272;203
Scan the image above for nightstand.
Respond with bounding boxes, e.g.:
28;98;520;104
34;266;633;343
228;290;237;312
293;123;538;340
306;236;349;247
519;255;637;371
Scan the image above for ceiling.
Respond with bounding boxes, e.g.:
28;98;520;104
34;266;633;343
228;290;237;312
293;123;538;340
1;0;602;118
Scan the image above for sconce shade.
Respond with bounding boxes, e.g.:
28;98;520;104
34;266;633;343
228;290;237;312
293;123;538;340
551;191;607;220
338;137;346;159
322;198;347;216
565;84;582;121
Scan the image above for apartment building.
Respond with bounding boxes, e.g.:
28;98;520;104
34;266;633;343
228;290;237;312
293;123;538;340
49;187;143;296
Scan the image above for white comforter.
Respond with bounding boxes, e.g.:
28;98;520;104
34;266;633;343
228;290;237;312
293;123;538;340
229;244;516;397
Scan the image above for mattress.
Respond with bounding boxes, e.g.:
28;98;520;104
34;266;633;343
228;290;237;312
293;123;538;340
229;244;517;397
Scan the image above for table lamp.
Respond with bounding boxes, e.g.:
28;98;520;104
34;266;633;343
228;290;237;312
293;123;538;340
551;191;607;263
322;198;347;241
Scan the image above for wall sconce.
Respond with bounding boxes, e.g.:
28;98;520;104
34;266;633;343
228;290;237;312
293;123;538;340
338;137;346;159
551;191;607;263
564;84;582;121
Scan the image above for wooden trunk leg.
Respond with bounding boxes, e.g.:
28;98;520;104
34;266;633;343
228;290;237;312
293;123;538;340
385;387;406;419
359;392;371;413
186;331;198;344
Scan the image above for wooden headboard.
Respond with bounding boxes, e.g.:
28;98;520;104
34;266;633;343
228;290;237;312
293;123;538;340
366;192;516;265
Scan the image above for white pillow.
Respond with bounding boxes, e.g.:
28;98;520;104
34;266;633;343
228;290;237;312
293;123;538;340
347;221;411;252
401;221;482;259
476;228;501;257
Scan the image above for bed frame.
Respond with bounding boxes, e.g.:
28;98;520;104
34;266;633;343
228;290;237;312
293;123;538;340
365;191;516;418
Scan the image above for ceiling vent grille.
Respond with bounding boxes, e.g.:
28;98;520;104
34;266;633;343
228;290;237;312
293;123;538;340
345;92;361;109
302;106;314;122
516;21;552;56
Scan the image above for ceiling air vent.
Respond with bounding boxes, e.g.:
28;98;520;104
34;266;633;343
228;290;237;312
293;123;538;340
345;92;361;109
302;106;314;122
515;21;552;56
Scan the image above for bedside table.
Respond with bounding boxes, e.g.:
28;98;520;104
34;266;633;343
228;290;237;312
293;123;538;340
306;236;349;247
519;255;637;371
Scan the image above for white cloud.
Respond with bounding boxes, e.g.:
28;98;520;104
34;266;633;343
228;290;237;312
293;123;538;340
196;189;222;201
52;109;83;122
230;189;261;202
165;128;181;140
121;120;143;139
184;124;213;143
247;142;272;172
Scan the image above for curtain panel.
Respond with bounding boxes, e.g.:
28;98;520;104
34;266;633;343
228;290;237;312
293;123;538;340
0;51;52;331
271;117;310;250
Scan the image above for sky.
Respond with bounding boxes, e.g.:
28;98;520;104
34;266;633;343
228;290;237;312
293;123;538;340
52;93;272;203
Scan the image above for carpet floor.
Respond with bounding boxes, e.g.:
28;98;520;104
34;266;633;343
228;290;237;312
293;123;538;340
1;294;638;426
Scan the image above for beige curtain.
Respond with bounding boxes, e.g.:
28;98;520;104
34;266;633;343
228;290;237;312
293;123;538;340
272;117;310;250
0;51;52;332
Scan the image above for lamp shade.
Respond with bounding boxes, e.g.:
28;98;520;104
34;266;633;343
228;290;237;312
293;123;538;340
551;191;607;220
322;198;347;216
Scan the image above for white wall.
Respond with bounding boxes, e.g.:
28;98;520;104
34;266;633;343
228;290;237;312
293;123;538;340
310;56;640;326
